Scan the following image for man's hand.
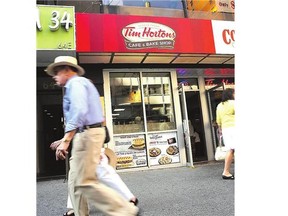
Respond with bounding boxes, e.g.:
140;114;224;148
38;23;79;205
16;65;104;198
53;130;75;160
55;140;70;160
50;139;62;151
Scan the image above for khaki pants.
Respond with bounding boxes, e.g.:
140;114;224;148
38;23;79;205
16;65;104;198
68;127;138;216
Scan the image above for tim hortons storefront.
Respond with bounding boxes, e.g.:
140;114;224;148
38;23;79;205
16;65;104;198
74;13;234;172
37;10;234;177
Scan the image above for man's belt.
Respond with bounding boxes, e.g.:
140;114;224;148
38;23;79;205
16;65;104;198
77;123;102;133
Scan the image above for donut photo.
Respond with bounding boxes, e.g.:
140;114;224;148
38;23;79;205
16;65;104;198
149;147;161;157
158;155;172;165
166;145;179;155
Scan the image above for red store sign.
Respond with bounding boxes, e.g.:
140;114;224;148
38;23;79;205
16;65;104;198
76;13;234;54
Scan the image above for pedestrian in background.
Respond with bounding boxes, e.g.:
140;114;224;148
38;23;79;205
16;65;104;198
45;56;139;216
216;88;235;180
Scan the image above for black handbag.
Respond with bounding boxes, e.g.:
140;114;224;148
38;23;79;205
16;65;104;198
104;126;110;143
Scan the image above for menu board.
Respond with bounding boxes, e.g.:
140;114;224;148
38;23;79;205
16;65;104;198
114;134;147;169
148;132;180;166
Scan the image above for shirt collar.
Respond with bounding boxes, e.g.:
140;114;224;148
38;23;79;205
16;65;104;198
64;74;79;89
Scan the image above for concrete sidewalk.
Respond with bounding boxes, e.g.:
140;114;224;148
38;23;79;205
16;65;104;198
37;162;234;216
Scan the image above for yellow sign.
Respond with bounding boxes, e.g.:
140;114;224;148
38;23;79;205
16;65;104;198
186;0;216;12
36;5;75;50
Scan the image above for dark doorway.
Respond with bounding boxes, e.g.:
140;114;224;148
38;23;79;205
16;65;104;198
43;104;65;176
183;91;207;162
37;93;66;178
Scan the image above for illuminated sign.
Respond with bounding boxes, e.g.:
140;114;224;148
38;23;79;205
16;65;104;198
36;5;75;50
122;22;176;49
76;14;217;54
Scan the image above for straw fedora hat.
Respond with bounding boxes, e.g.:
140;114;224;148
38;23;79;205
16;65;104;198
45;56;85;76
104;148;117;169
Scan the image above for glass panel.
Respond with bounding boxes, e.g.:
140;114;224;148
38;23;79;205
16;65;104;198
177;78;199;91
110;72;145;134
123;0;184;9
205;79;234;151
142;72;176;131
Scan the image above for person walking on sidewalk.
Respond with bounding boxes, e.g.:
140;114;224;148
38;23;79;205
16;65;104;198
216;88;235;180
45;56;139;216
50;141;139;216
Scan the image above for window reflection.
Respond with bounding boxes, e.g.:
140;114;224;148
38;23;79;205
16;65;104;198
102;0;124;6
110;72;176;134
142;72;175;131
123;0;183;9
110;73;144;134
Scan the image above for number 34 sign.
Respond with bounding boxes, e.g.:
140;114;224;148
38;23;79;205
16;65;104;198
36;5;75;50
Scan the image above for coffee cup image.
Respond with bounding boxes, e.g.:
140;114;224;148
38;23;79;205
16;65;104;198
167;137;176;144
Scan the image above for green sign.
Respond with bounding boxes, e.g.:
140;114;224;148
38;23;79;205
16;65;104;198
36;5;75;50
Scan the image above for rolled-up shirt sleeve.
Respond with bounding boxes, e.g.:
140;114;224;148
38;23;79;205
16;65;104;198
64;79;88;133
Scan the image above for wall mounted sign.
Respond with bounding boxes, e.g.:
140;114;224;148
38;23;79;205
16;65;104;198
76;13;215;54
36;5;75;50
212;20;235;54
215;0;235;13
75;13;234;55
122;22;176;49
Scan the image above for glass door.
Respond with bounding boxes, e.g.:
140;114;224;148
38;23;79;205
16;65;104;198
179;79;208;165
179;83;194;167
206;83;225;151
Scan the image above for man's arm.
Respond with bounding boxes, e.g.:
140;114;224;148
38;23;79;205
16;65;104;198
56;130;77;160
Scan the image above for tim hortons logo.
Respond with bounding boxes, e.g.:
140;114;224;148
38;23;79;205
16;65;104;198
122;22;176;49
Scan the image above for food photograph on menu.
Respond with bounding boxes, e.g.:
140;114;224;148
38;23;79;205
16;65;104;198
149;132;180;166
114;134;147;169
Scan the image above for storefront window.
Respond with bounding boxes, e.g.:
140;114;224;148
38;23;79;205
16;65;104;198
142;72;176;132
109;71;178;170
110;72;144;134
110;72;176;134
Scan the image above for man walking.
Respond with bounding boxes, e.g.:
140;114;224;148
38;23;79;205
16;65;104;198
45;56;139;216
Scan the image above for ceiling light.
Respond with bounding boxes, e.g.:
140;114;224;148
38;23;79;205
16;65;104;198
118;103;131;106
114;108;125;111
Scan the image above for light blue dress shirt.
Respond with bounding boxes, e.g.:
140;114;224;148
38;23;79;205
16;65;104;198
63;75;104;133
